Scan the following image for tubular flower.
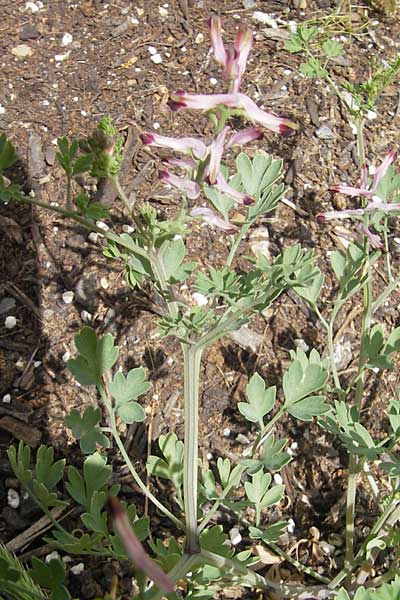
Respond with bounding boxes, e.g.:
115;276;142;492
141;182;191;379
107;497;174;594
159;170;201;200
207;126;230;184
208;15;227;67
232;25;253;92
140;132;207;160
191;206;238;233
226;127;263;148
331;150;397;200
169;91;298;136
215;172;253;205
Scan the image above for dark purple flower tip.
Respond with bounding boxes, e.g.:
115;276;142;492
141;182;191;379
158;170;169;181
243;195;254;206
279;123;298;137
167;91;186;111
316;213;327;223
140;132;154;145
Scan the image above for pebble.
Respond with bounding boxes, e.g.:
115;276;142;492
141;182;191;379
11;45;33;59
273;473;283;485
243;0;257;7
294;338;310;352
45;551;60;564
0;105;5;115
2;394;11;404
129;17;139;26
158;6;168;17
223;428;231;437
252;12;278;28
316;125;336;140
122;224;134;233
287;518;295;534
20;24;40;41
62;33;73;46
7;489;20;509
81;310;92;322
100;277;109;290
192;292;208;306
195;33;204;44
62;291;74;304
96;221;109;231
333;339;352;370
88;232;99;243
62;351;71;362
71;562;85;575
54;51;70;62
210;77;218;85
25;1;41;13
229;326;264;354
229;527;242;545
148;46;157;55
150;53;163;64
236;433;250;445
249;226;270;260
5;316;17;329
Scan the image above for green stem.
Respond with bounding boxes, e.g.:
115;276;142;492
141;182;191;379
113;176;134;214
142;554;201;600
98;386;183;531
315;304;342;391
226;223;250;268
383;217;393;282
198;466;246;534
150;248;179;318
66;175;72;211
251;407;285;457
372;277;400;314
182;343;203;553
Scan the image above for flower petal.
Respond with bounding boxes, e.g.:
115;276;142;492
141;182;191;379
159;170;200;199
168;90;240;111
208;15;227;67
164;157;197;171
140;131;207;159
226;127;263;148
232;25;253;92
191;206;238;233
236;93;298;135
371;150;397;192
107;497;175;594
331;184;373;198
207;126;229;184
215;172;253;205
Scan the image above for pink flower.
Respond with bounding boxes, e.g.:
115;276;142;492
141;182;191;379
164;156;197;171
331;151;397;200
215;172;253;205
231;25;253;92
140;132;207;160
107;497;174;594
191;206;238;233
207;126;229;184
169;91;298;136
317;200;400;222
159;170;201;200
226;127;263;149
208;15;227;67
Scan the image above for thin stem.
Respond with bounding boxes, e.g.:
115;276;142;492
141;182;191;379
344;454;359;572
98;386;183;531
252;407;285;457
150;248;179;318
372;276;400;314
142;554;201;600
112;176;134;214
182;344;203;553
383;218;393;282
66;175;72;211
198;466;246;534
226;222;250;268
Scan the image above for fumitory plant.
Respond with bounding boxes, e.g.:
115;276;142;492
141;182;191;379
2;12;400;600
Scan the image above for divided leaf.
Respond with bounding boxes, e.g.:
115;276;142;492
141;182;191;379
238;373;276;426
67;327;119;386
108;367;150;424
65;406;110;454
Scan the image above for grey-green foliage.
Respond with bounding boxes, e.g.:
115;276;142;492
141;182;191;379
336;576;400;600
0;544;46;600
147;432;184;506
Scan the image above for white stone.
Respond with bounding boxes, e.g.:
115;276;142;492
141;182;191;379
287;518;295;533
96;221;109;231
5;316;17;329
2;394;11;404
100;277;109;289
129;17;139;26
62;33;73;46
45;551;60;564
0;105;5;115
54;52;71;62
122;224;134;233
25;1;40;12
252;11;278;28
62;291;74;304
33;361;42;368
71;562;85;575
88;232;99;243
192;292;208;306
62;351;71;362
222;428;231;437
148;46;157;55
8;489;20;509
366;110;377;121
206;452;213;460
81;310;92;322
209;77;218;85
153;122;160;129
229;527;242;546
273;473;283;485
12;45;33;59
195;33;204;44
151;53;163;64
158;6;168;17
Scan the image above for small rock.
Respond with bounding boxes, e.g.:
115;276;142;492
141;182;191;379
273;473;283;485
315;125;335;140
20;24;40;41
62;33;73;46
287;518;295;533
75;274;98;311
71;562;85;575
249;226;270;260
122;224;134;233
209;77;218;85
0;104;5;115
229;527;242;545
236;433;250;445
54;51;70;62
12;44;33;59
96;221;109;231
62;351;71;362
243;0;257;7
44;145;57;165
195;32;204;44
5;316;17;329
333;338;352;370
223;427;231;437
148;46;157;55
229;326;264;354
81;310;92;322
25;1;40;12
2;394;11;404
100;277;109;290
8;489;20;509
62;291;74;304
294;338;310;352
252;12;278;28
192;292;208;306
150;53;163;64
158;6;168;17
45;551;61;564
88;232;99;244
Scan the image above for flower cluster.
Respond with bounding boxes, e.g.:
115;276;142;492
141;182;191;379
140;15;298;232
318;151;398;249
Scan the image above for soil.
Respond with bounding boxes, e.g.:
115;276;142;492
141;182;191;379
1;0;400;598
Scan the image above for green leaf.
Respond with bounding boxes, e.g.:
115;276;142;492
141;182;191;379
28;558;70;600
160;238;185;282
72;153;93;175
65;452;112;510
284;35;304;53
200;526;233;558
238;373;276;425
236;153;254;195
286;395;330;421
80;490;108;535
385;327;400;354
147;433;183;501
322;40;343;58
67;327;119;386
0;134;19;171
65;406;110;454
300;58;328;78
295;269;324;306
108;367;150;424
249;521;288;543
35;446;65;491
388;399;400;436
242;434;291;474
283;349;328;407
7;441;32;486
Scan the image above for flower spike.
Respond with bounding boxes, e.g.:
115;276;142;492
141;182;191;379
191;206;238;233
140;132;207;160
207;126;229;184
159;170;201;200
208;15;227;67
